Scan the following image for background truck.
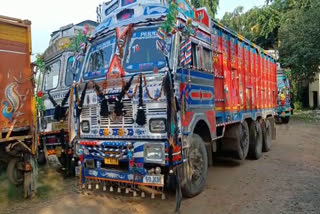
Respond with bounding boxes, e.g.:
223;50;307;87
276;67;292;123
0;15;36;198
37;20;97;175
74;0;277;201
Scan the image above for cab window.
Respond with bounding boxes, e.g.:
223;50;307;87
65;56;81;86
43;60;60;91
202;47;212;71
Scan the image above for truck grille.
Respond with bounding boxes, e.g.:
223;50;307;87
100;99;135;129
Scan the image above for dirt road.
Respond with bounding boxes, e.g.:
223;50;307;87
1;119;320;214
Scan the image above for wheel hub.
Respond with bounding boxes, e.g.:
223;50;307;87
189;147;204;184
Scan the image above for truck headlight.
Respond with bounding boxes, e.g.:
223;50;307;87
149;119;166;133
144;143;165;164
81;120;90;133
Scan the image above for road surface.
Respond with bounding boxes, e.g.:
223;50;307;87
1;119;319;214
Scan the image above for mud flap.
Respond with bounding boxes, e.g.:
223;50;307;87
268;118;276;140
205;143;213;167
24;156;37;198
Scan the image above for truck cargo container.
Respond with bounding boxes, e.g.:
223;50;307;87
0;15;36;198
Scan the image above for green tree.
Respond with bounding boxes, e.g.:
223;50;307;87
190;0;219;17
278;0;320;82
220;5;280;49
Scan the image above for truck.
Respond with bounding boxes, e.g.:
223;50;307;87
73;0;277;200
37;20;97;174
0;15;36;198
276;67;292;123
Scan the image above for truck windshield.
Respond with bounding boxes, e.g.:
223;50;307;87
43;60;60;91
124;28;168;73
83;36;116;79
65;56;81;86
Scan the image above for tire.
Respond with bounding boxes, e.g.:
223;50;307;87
282;116;290;124
37;151;47;165
262;119;272;152
182;134;208;198
7;158;23;185
238;121;250;160
248;121;263;160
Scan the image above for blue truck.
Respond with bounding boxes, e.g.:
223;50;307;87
73;0;277;202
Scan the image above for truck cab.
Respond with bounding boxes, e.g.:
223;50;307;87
38;20;97;172
276;67;292;123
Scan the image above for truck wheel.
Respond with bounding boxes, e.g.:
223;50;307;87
182;134;208;198
248;121;263;160
262;119;272;152
282;116;290;124
37;151;47;165
238;121;250;160
7;158;23;185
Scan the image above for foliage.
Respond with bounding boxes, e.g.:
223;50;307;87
220;5;281;49
68;30;87;54
35;54;45;72
190;0;219;17
278;0;320;82
160;0;178;34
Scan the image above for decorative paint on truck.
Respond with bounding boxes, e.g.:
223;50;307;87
0;15;36;198
73;0;277;206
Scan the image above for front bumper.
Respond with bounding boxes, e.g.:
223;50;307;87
277;106;292;117
78;167;164;187
76;139;183;187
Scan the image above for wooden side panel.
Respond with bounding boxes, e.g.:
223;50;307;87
213;27;224;113
0;19;33;131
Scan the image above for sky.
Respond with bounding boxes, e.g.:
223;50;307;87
0;0;265;58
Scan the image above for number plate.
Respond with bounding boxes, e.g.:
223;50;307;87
104;158;119;165
143;175;164;185
55;146;62;157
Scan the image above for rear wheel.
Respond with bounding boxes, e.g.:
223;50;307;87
238;121;250;160
248;121;263;160
182;134;208;198
262;119;272;152
7;158;23;185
